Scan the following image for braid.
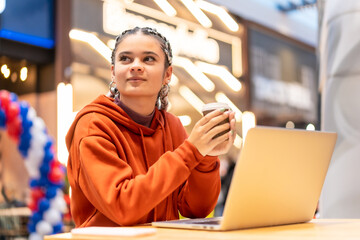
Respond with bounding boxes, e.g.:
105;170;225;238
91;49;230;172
111;28;133;65
111;27;173;68
155;84;170;111
140;27;173;66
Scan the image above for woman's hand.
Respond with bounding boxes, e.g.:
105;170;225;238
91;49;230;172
187;110;236;156
206;111;236;156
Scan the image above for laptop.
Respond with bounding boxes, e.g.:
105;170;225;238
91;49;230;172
152;126;337;231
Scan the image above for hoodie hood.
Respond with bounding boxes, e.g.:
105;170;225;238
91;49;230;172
66;95;165;150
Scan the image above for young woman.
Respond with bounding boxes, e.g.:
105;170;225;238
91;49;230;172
66;27;236;227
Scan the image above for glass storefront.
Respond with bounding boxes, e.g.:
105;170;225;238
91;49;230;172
248;24;318;129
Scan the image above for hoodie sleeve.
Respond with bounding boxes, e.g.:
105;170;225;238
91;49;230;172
178;155;220;218
172;122;221;218
70;112;211;226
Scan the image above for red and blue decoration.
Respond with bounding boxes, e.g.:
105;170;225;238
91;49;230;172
0;90;66;240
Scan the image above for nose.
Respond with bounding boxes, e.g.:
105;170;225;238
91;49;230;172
130;59;144;72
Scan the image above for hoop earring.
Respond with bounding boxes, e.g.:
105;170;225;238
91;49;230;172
157;96;162;109
109;81;119;98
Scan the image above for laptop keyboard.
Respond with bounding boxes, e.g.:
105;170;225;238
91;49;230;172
190;220;221;225
173;217;222;225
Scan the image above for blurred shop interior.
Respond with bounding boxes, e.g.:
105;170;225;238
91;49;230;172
66;0;319;161
0;0;322;237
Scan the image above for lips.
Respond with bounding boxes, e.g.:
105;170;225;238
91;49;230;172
127;77;145;81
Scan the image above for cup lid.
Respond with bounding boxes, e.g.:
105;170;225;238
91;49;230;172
201;102;230;112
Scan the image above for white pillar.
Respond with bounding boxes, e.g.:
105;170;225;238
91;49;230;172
319;1;360;218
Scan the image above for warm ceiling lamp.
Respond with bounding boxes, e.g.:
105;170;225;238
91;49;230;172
173;56;215;92
69;29;111;63
153;0;177;16
195;0;239;32
180;0;212;28
196;61;241;92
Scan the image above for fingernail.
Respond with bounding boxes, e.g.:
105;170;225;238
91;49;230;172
219;108;226;112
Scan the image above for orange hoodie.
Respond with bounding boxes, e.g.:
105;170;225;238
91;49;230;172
66;95;220;227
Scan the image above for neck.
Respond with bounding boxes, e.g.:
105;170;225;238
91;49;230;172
119;96;157;116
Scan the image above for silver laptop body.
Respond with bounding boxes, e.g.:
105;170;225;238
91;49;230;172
152;127;337;231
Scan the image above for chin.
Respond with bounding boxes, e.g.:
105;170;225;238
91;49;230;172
121;92;158;99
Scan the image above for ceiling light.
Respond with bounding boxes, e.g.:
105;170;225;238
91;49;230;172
1;64;10;78
20;67;28;81
107;39;116;49
242;111;256;143
215;92;242;121
234;134;242;149
285;121;295;129
179;85;204;114
170;74;179;86
180;0;212;28
173;56;215;92
57;82;74;166
196;61;241;92
69;29;112;63
1;64;7;73
178;115;192;126
195;0;239;32
153;0;177;17
306;123;315;131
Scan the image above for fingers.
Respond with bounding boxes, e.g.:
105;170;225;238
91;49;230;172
206;121;230;139
188;109;236;156
229;114;236;132
228;111;236;123
206;126;236;156
199;111;230;134
213;128;232;143
197;109;226;126
208;113;236;154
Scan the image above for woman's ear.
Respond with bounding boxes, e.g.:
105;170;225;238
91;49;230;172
163;66;173;84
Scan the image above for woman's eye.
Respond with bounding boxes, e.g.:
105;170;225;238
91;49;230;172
144;56;155;62
119;56;130;62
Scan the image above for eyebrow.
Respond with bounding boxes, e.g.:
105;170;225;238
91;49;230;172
118;51;160;57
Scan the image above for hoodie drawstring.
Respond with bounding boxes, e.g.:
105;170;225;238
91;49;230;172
139;128;150;171
140;118;174;222
139;127;157;221
158;120;173;220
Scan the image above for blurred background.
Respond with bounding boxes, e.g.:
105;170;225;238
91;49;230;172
2;0;359;238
